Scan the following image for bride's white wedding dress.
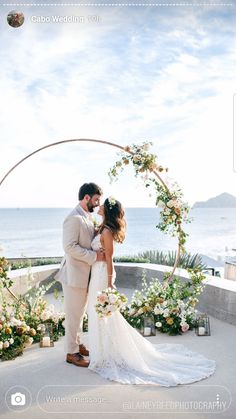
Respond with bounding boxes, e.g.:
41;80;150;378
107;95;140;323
86;234;216;386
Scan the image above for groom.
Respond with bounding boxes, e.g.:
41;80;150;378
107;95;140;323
56;182;105;367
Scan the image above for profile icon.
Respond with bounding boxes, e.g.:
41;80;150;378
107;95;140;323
7;10;25;28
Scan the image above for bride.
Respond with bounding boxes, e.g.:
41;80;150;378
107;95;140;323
86;197;216;386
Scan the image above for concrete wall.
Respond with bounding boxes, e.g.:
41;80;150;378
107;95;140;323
4;263;236;326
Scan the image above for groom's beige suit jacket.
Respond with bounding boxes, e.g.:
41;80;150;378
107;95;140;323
56;204;97;289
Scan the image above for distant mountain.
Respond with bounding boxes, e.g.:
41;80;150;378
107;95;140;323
192;192;236;208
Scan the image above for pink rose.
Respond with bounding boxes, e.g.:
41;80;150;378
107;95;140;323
181;323;189;333
98;294;107;304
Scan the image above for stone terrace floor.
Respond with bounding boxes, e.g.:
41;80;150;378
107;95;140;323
0;290;235;419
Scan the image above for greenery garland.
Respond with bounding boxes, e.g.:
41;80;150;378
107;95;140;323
108;141;192;256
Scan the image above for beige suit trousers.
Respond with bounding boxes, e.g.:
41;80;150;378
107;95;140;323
62;283;88;354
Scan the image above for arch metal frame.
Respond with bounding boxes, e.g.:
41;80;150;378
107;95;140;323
0;138;181;298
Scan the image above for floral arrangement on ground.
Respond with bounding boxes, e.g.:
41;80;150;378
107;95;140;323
0;257;66;361
121;269;206;335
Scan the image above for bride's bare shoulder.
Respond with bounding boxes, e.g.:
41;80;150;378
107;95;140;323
101;226;113;239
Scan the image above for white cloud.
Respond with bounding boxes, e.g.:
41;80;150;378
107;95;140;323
0;4;236;207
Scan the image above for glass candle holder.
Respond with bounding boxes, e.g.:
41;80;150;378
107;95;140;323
141;315;156;337
195;313;211;336
39;323;54;347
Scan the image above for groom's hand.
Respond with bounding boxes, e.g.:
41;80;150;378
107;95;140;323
96;249;106;262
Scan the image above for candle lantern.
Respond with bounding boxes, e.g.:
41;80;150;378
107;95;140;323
39;323;54;347
141;315;156;337
195;313;211;336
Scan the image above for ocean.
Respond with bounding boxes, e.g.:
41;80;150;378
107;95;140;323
0;208;236;265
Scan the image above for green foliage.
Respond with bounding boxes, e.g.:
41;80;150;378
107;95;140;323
1;343;25;361
83;314;88;332
6;253;205;269
0;257;13;288
114;256;150;263
137;250;206;270
9;258;61;270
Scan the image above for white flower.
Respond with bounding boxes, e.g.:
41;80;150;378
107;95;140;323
108;196;116;209
0;341;3;350
41;310;51;321
9;317;20;326
25;337;34;347
29;337;34;345
156;322;162;328
163;309;169;318
3;341;9;349
154;307;162;315
105;304;112;311
163;207;171;215
143;143;150;151
52;316;59;323
170;199;178;207
167;200;175;208
109;294;118;304
9;338;14;345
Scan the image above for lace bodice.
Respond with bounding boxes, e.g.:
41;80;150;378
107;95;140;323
91;234;102;251
91;227;115;252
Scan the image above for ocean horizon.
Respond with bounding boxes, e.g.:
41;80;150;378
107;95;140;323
0;207;236;266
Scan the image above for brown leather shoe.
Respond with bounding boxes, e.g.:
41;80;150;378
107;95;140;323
66;353;89;367
79;344;89;356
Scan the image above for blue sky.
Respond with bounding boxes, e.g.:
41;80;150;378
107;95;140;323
0;2;235;207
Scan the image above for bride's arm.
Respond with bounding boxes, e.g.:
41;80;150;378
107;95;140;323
101;228;115;288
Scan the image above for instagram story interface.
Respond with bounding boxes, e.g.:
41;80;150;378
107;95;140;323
0;2;235;418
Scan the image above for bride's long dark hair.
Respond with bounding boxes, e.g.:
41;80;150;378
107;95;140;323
101;198;126;243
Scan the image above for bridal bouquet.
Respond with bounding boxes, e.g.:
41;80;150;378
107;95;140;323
95;288;128;319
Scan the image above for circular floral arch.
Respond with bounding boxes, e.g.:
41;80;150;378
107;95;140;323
0;138;191;282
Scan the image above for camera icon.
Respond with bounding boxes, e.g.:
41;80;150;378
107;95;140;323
10;392;26;406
